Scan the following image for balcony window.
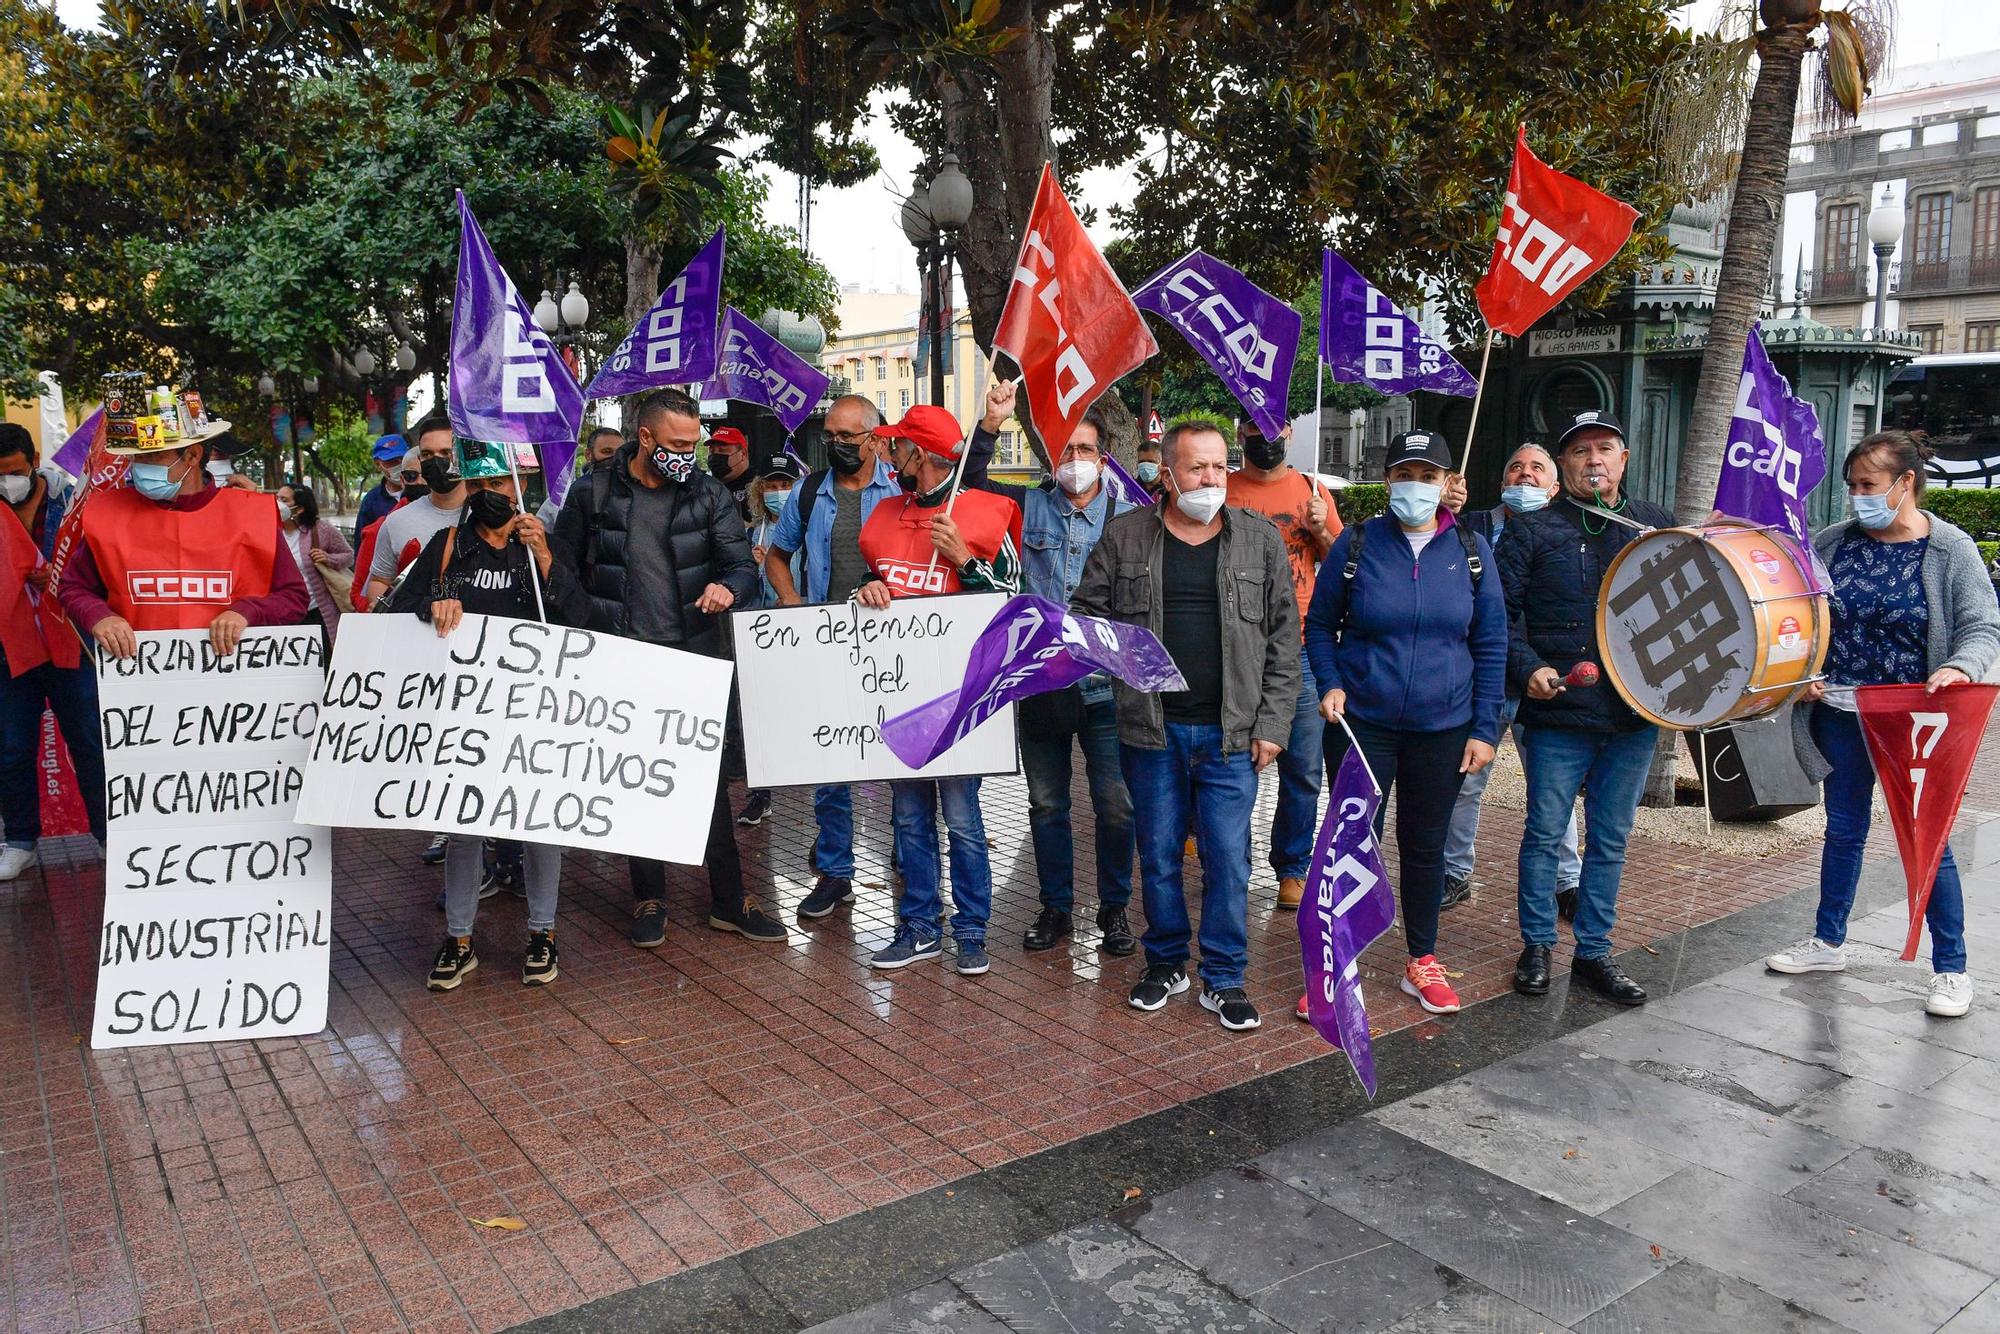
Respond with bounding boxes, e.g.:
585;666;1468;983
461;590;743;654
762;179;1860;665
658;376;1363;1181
1973;187;2000;283
1967;321;2000;354
1910;324;1944;354
1910;192;1954;288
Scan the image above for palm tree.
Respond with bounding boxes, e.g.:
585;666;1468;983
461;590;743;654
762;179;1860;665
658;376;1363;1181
1668;0;1895;524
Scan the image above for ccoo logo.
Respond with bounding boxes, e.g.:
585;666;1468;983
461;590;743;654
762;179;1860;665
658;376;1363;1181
128;570;233;604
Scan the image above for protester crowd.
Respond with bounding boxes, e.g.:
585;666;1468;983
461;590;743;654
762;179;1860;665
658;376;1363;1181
1;383;1993;1032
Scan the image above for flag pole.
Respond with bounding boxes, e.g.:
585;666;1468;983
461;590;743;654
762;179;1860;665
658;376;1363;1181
921;373;1020;580
506;445;548;623
1456;329;1496;476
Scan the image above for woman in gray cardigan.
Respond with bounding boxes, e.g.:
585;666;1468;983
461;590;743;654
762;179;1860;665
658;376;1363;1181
1771;432;2000;1017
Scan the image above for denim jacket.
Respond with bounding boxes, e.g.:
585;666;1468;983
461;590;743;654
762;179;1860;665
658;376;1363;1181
1022;482;1131;704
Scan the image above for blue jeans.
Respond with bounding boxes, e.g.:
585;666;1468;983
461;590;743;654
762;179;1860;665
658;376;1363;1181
1270;649;1323;879
1020;695;1134;913
1812;706;1965;972
891;777;991;943
1122;723;1260;990
0;661;108;848
1444;696;1580;887
812;784;854;878
1517;725;1657;960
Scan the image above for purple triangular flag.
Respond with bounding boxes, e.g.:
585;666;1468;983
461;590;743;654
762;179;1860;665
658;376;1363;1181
1133;250;1300;439
691;308;831;436
1298;743;1398;1097
585;228;726;399
448;190;584;448
1320;251;1477;397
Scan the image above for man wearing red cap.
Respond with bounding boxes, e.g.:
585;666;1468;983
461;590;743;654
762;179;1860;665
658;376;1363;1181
705;424;755;521
853;404;1022;976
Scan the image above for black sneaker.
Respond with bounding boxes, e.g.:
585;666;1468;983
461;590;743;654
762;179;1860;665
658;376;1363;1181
709;897;788;942
631;899;667;948
1129;964;1189;1012
521;930;558;986
476;869;506;900
1096;905;1137;957
736;791;774;827
420;833;448;865
798;875;855;919
1556;886;1580;923
1440;874;1474;910
1200;986;1262;1031
426;937;477;991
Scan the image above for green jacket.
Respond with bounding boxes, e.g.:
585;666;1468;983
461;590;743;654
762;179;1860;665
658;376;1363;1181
1072;503;1300;754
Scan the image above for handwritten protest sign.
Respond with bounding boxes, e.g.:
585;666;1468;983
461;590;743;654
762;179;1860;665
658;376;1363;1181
93;628;332;1049
733;592;1017;788
298;613;732;864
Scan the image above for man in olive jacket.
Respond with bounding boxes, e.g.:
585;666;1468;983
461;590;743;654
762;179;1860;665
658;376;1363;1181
1072;420;1299;1033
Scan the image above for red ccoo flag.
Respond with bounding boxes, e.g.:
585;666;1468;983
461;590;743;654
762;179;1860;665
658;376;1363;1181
1475;127;1640;337
1854;683;2000;961
994;164;1158;449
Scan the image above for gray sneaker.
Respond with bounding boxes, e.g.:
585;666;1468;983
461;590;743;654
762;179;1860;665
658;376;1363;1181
1766;937;1846;974
1440;874;1473;910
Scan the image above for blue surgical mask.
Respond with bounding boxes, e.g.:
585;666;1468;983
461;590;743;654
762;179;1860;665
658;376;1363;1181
1135;461;1160;484
130;455;190;502
1851;480;1905;531
1388;480;1441;527
1500;484;1550;514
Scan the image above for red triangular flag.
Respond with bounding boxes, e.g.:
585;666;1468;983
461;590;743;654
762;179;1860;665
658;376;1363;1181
993;164;1158;449
1475;127;1640;337
1854;684;1999;960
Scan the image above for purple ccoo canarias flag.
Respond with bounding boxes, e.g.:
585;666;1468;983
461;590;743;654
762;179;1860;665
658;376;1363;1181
585;227;725;399
881;594;1186;770
1133;251;1300;439
1320;251;1477;398
691;307;831;436
49;408;105;479
1298;742;1398;1098
1713;322;1828;558
1100;453;1155;508
448;191;584;450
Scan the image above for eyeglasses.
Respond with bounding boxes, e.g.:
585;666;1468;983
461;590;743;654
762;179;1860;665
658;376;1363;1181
823;429;872;446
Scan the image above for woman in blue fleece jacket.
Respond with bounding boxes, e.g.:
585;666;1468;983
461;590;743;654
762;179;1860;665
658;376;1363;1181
1303;430;1509;1016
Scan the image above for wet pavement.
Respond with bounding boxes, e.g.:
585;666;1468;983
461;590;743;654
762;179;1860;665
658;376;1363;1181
3;727;1996;1333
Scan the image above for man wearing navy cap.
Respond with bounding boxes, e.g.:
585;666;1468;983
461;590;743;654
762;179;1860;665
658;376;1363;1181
356;433;409;532
1496;408;1673;1006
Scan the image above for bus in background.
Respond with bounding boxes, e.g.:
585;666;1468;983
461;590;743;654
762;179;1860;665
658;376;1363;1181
1884;352;2000;487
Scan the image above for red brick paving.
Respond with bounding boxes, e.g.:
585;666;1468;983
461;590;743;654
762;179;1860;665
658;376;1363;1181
5;726;1996;1332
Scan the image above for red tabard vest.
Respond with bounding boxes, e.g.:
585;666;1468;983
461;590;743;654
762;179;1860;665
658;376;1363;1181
0;505;79;674
859;487;1021;598
81;486;278;630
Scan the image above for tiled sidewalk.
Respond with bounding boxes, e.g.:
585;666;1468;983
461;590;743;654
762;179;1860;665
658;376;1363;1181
4;726;1992;1333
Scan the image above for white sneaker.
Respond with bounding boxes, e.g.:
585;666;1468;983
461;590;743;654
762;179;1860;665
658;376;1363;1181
1926;972;1974;1018
0;847;35;881
1766;937;1846;974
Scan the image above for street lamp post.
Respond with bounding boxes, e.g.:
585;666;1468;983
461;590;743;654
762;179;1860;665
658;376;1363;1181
1868;184;1905;332
901;155;974;409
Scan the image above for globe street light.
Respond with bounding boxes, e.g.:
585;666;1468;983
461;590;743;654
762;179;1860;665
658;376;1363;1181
352;346;377;378
902;155;974;407
1868;184;1905;332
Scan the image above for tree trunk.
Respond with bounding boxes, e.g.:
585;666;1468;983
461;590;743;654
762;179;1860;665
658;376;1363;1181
1672;22;1813;524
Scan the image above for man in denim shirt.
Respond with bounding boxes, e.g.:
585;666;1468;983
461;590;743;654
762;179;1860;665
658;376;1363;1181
763;394;902;920
967;381;1138;956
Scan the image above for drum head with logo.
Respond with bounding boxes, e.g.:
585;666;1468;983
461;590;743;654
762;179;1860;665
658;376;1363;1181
1600;531;1757;730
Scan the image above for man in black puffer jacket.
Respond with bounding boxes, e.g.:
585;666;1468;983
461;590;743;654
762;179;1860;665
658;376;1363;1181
1496;410;1673;1008
552;388;786;950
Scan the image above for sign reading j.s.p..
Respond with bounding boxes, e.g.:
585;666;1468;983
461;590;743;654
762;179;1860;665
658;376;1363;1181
733;593;1018;788
93;627;332;1049
298;613;732;864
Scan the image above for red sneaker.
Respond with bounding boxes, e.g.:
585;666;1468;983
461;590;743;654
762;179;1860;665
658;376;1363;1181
1294;993;1309;1021
1401;955;1461;1015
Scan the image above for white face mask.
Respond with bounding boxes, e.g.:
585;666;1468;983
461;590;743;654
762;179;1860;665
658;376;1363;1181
0;474;31;504
1055;459;1100;496
205;458;235;481
1174;485;1226;525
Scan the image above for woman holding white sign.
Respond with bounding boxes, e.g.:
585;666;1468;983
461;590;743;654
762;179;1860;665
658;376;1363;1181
390;439;592;990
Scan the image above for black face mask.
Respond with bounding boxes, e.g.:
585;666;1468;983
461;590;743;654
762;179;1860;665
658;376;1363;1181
467;488;516;530
419;456;457;492
707;452;737;479
828;442;865;476
402;478;429;499
1243;435;1286;470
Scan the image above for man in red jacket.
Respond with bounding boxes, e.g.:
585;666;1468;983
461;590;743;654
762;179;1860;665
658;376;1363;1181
853;404;1021;978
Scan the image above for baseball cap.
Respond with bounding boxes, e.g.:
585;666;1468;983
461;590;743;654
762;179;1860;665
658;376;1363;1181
872;405;964;461
1384;429;1454;471
708;425;750;451
760;453;808;484
1555;409;1626;450
371;433;408;462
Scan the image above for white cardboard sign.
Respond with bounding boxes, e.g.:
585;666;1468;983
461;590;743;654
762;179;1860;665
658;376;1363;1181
93;628;332;1049
733;592;1018;788
297;613;732;864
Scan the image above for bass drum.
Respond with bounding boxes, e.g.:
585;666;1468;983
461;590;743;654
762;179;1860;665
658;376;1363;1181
1597;523;1828;731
